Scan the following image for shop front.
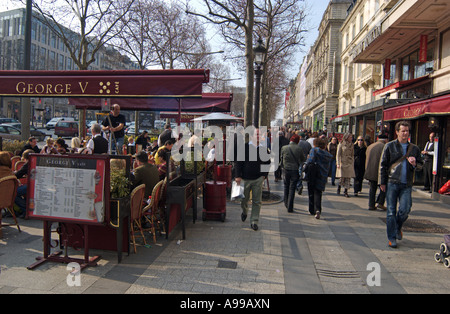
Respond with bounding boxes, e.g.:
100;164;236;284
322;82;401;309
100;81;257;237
383;93;450;193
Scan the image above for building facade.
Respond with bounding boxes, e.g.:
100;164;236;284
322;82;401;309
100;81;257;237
0;8;138;122
296;0;351;132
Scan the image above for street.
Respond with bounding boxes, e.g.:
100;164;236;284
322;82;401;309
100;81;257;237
1;175;449;295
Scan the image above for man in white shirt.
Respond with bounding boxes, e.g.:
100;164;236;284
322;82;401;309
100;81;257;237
86;123;108;154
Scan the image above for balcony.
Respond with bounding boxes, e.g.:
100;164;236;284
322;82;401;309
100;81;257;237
342;80;355;100
361;65;381;90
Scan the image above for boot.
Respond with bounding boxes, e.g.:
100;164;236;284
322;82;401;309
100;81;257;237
337;185;341;195
344;188;349;198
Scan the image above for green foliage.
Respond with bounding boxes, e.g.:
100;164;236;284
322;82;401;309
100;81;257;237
110;169;130;199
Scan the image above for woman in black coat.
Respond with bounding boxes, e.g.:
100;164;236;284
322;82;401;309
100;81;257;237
353;135;367;196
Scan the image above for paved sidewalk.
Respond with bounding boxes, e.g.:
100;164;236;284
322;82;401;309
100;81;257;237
1;176;450;294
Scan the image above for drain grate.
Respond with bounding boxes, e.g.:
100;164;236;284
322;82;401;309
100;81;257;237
380;218;449;233
217;260;237;269
316;269;360;279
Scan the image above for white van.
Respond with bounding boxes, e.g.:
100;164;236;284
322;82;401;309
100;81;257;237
46;117;75;130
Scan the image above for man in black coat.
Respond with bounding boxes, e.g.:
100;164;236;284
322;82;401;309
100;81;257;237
234;128;270;231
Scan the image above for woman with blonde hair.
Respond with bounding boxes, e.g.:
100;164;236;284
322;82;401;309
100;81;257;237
336;132;355;197
40;138;57;154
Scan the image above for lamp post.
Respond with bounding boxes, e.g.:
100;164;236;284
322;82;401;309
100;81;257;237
253;38;266;127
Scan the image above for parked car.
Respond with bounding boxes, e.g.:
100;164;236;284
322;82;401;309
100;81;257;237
0;124;24;141
45;117;74;130
1;123;46;141
55;121;79;138
0;117;20;124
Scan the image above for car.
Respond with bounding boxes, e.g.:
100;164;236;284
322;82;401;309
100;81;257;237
45;117;74;130
0;123;46;141
0;117;20;124
55;121;79;138
0;124;24;141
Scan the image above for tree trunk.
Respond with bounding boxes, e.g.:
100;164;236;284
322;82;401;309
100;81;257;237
244;0;254;128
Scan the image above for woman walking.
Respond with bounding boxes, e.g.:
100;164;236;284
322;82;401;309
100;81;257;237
327;137;338;186
353;135;367;196
336;132;355;197
305;138;332;219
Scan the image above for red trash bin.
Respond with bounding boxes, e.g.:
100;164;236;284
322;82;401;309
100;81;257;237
202;180;227;222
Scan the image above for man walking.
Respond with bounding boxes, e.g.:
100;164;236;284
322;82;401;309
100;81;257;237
364;132;388;211
281;134;305;212
380;121;423;248
421;132;435;192
297;132;311;195
235;128;270;231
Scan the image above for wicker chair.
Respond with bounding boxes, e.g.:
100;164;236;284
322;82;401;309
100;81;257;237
129;184;146;253
0;175;21;238
142;180;164;243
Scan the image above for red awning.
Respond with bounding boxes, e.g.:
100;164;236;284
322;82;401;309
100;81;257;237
383;93;450;121
0;69;209;98
373;76;429;97
69;93;233;112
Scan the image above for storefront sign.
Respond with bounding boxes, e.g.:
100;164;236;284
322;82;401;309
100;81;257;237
0;70;209;98
350;25;382;60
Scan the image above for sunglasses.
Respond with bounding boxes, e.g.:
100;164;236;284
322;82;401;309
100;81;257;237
357;139;364;141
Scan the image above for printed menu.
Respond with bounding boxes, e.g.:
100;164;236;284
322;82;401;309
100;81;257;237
27;155;106;223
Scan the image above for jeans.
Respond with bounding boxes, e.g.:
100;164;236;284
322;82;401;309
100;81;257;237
307;182;322;215
386;182;412;241
368;180;386;209
329;159;336;184
111;136;124;155
283;169;299;211
241;176;264;224
15;184;27;214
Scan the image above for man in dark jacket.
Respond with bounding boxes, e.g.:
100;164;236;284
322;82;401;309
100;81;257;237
235;128;270;231
20;137;40;156
380;121;423;248
281;134;305;212
133;151;159;199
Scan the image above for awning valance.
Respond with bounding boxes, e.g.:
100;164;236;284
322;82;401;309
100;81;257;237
0;69;209;98
69;93;233;112
383;93;450;121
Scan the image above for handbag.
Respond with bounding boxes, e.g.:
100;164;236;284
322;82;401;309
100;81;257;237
231;180;245;201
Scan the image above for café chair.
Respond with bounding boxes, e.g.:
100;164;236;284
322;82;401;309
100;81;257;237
129;184;146;253
142;180;164;243
14;160;26;172
10;156;20;170
0;176;21;238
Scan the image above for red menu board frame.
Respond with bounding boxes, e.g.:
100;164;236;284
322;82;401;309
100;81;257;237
26;154;110;225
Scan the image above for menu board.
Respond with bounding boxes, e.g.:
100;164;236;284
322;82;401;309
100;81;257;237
27;154;109;224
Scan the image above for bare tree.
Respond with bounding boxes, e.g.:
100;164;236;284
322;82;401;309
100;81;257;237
187;0;255;127
18;0;135;70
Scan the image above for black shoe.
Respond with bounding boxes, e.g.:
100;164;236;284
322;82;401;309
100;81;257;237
337;186;341;195
241;213;247;222
251;223;258;231
297;186;303;195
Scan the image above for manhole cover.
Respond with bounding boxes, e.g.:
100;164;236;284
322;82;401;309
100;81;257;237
316;269;360;279
217;260;237;269
380;218;449;233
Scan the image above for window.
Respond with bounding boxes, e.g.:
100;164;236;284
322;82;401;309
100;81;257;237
441;30;450;68
360;14;364;31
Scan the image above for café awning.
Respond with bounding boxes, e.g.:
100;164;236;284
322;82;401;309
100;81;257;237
383;93;450;121
69;93;233;112
0;69;209;98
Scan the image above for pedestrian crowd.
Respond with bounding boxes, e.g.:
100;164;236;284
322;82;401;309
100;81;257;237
0;114;430;249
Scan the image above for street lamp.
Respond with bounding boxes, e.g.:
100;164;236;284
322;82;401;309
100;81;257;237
253;38;267;127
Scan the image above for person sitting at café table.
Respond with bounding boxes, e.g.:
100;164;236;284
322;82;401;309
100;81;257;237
155;140;174;165
14;149;34;218
0;151;26;218
40;138;58;154
20;137;40;156
133;151;159;199
55;138;69;154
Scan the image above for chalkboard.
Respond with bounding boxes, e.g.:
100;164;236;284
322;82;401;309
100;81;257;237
27;154;110;225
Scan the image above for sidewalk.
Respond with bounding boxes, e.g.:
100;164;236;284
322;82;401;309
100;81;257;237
1;176;450;294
